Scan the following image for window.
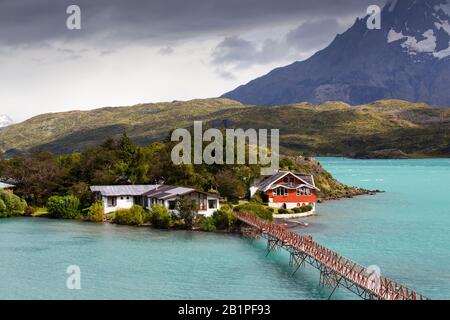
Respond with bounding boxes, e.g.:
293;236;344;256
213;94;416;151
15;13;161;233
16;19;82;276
276;187;288;196
297;187;311;196
208;199;218;209
168;200;176;210
107;197;117;207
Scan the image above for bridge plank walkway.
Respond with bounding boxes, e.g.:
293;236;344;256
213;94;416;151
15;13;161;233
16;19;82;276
234;212;429;300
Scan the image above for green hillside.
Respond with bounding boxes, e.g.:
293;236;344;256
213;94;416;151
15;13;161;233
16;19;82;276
1;98;449;158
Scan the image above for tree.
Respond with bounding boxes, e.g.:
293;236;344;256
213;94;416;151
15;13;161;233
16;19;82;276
118;133;137;163
177;197;198;230
4;152;65;206
69;181;92;209
214;169;246;203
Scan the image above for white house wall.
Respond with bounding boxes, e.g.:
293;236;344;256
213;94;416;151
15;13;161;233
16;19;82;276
146;195;220;217
103;196;134;214
101;193;221;217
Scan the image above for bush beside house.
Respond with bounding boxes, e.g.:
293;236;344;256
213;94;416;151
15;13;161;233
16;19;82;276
85;201;104;222
113;205;145;226
292;205;313;213
150;204;172;229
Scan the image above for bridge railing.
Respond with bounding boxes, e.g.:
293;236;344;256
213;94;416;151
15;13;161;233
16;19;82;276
234;212;429;300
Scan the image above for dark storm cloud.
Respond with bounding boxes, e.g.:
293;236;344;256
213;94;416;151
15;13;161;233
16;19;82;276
211;36;286;67
210;16;358;71
0;0;386;47
286;19;349;49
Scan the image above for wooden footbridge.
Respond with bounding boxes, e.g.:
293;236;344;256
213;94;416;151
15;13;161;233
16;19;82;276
234;212;429;300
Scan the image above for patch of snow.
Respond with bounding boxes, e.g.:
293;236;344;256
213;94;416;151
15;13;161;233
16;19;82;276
401;29;437;54
387;29;406;43
434;20;450;58
435;2;450;16
433;45;450;58
435;20;450;35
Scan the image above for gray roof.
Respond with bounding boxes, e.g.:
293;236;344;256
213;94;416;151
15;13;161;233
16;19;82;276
90;184;220;199
254;171;318;191
0;182;14;189
294;173;314;186
144;185;197;200
255;171;287;190
90;185;158;196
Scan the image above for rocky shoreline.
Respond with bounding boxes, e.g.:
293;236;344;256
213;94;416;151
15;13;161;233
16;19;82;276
318;188;384;202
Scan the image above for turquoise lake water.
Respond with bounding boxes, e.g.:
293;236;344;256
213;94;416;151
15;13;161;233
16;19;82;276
0;158;449;300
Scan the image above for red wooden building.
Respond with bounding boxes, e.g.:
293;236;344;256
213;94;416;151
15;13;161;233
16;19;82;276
250;171;319;211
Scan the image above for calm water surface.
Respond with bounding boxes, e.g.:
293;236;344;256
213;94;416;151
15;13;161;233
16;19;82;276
0;158;449;299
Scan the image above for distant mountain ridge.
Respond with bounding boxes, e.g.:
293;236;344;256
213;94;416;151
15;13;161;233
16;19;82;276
0;98;449;159
222;0;450;107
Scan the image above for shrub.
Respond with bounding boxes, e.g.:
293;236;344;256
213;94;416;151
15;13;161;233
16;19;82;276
113;205;144;226
0;199;6;217
86;201;104;222
142;210;152;224
47;195;81;219
218;203;233;212
0;190;27;218
212;207;237;230
150;204;172;229
199;216;216;232
277;208;290;215
292;205;313;213
250;194;263;204
234;202;273;221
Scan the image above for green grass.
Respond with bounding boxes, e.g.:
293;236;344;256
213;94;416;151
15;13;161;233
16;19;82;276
32;207;48;217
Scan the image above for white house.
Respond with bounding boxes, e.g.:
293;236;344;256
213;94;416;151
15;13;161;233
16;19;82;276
90;184;220;216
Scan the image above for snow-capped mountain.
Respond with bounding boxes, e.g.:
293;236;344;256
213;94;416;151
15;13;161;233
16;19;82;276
223;0;450;107
0;115;14;128
386;0;450;59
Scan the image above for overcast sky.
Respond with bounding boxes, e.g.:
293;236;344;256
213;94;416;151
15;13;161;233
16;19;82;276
0;0;386;122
